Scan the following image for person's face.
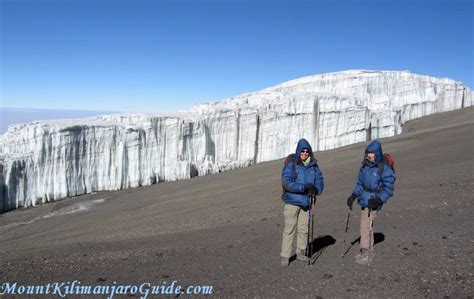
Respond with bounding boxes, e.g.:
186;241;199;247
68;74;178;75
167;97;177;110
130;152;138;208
300;149;310;160
367;152;376;162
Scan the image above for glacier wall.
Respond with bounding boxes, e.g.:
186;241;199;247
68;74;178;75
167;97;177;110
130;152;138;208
0;70;472;212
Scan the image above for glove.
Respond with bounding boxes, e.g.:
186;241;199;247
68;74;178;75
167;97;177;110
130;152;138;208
347;194;358;210
304;183;317;194
368;197;383;210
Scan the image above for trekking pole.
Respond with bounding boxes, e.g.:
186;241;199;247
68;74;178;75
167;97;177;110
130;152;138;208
341;208;352;258
306;198;311;262
308;193;316;265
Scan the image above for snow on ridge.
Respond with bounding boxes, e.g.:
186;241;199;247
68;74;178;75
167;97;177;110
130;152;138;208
3;111;202;134
186;70;469;114
0;70;472;213
271;70;463;89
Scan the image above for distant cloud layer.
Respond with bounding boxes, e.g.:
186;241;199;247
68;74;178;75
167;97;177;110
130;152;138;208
0;108;117;134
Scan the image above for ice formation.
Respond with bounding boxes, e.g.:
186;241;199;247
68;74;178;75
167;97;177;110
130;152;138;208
0;70;472;212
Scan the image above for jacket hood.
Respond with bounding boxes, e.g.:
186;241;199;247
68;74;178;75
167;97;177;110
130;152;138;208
295;138;314;161
365;140;383;165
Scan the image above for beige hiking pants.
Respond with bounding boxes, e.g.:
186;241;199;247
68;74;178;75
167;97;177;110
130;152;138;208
360;208;377;250
281;204;309;258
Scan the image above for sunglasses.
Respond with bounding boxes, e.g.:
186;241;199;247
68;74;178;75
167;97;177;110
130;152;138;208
301;150;310;153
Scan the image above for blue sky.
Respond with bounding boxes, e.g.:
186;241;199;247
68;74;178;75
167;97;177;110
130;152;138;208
1;0;473;113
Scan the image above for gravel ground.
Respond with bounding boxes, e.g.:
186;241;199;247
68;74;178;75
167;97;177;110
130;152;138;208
1;107;473;298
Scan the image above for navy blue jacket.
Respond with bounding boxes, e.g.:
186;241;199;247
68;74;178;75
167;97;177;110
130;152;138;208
352;140;395;209
281;138;324;207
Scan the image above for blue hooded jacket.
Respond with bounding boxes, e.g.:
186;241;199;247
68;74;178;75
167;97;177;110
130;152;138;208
352;140;395;209
281;138;324;207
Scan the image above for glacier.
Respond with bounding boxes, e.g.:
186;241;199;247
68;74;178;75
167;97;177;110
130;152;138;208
0;70;472;213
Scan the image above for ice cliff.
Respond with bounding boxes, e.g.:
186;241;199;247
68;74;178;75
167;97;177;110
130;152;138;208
0;70;472;212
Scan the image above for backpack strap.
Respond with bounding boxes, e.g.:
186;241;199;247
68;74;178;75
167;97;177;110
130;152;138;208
379;153;395;176
281;154;298;201
379;158;385;176
286;154;297;180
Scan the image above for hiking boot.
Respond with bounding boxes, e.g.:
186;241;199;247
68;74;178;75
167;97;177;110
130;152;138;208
355;248;368;259
296;250;309;262
355;249;373;265
281;257;290;267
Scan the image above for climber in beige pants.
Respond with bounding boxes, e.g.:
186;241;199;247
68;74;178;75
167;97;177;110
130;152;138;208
280;204;309;258
359;208;376;251
280;138;324;266
346;140;395;265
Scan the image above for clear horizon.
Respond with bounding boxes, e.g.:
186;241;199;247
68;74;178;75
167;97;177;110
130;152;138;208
1;0;473;113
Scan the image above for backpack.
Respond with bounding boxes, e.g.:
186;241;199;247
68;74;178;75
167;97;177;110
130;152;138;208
281;154;298;201
379;153;395;175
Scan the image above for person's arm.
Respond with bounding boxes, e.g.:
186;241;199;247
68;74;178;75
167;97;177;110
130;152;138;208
281;161;305;193
378;166;395;202
352;166;365;196
313;166;324;195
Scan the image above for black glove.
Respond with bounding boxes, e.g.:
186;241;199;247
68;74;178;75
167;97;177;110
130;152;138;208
347;194;358;210
368;197;383;210
304;183;317;194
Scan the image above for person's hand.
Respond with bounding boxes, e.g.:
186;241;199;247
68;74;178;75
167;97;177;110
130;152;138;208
304;183;317;194
347;194;358;210
368;197;383;210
